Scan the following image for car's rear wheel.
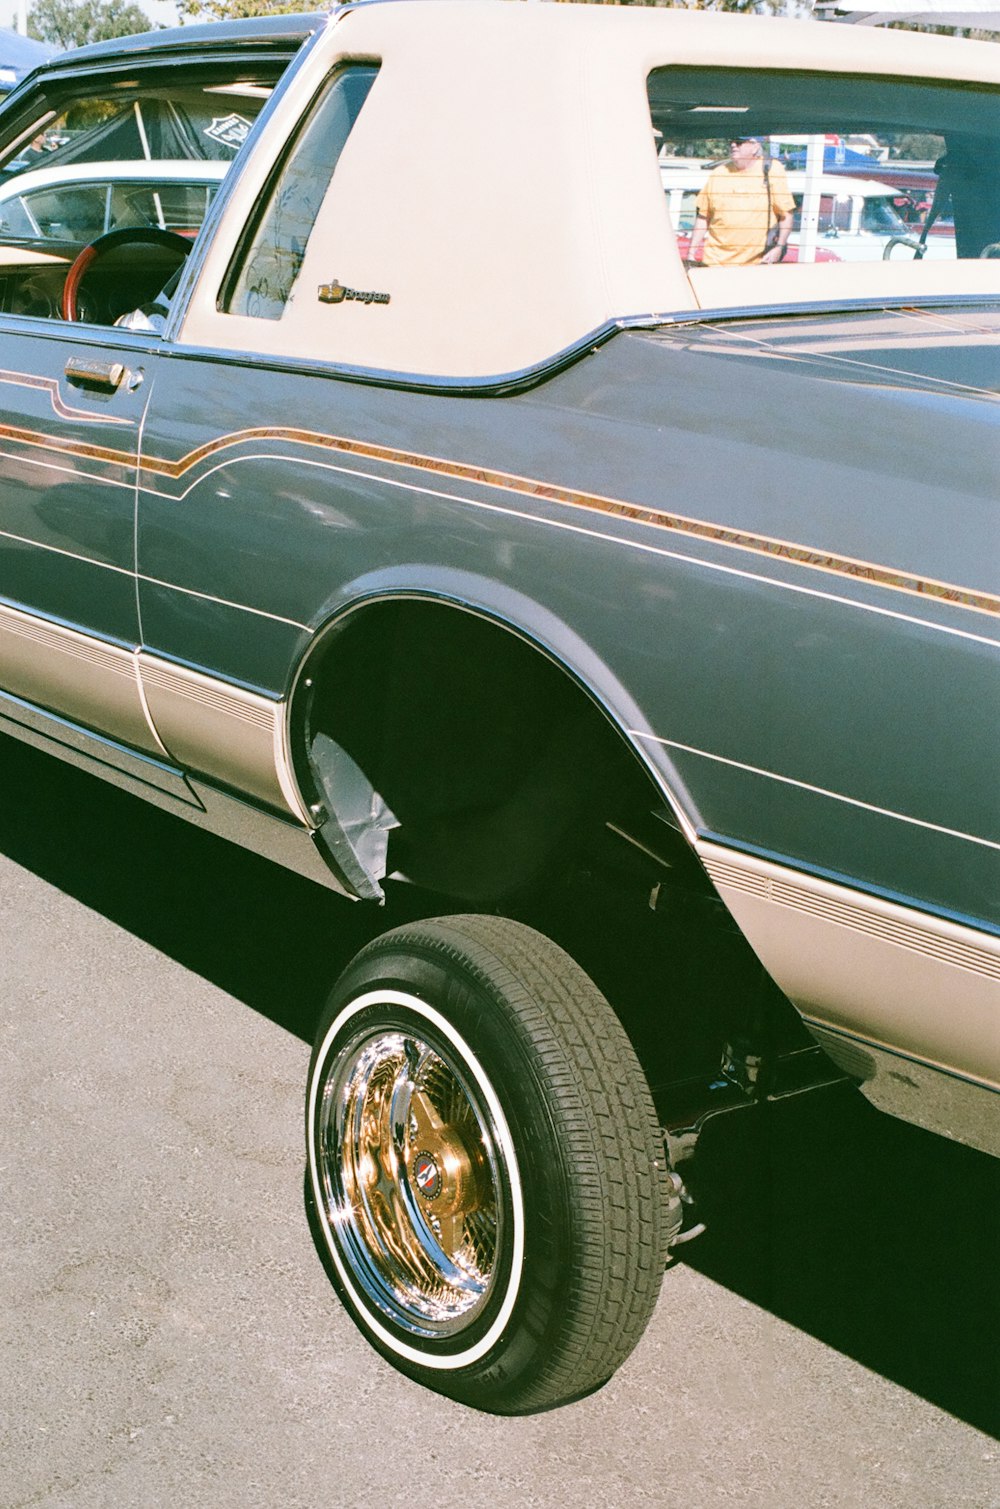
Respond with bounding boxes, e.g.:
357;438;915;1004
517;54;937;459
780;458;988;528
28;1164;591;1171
306;913;676;1414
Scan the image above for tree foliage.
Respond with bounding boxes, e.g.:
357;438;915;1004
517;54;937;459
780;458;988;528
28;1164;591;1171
29;0;154;48
552;0;787;12
176;0;306;20
177;0;786;14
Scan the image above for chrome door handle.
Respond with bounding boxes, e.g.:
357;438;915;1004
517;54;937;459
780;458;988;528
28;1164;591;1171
64;356;127;392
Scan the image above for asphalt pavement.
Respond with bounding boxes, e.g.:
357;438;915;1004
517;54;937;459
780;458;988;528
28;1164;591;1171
2;734;998;1509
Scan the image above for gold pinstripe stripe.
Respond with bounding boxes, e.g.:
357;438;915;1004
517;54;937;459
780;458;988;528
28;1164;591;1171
0;412;996;618
0;367;133;425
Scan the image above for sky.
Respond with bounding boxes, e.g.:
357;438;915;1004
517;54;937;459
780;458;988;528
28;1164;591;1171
2;0;180;36
142;0;182;25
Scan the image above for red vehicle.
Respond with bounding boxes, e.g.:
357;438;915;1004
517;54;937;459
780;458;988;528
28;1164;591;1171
827;161;953;234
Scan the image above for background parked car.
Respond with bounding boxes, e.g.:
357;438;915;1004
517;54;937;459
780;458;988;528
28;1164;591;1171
0;27;52;94
0;159;226;247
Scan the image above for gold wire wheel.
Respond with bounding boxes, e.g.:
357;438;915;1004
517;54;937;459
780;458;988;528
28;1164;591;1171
316;1024;507;1339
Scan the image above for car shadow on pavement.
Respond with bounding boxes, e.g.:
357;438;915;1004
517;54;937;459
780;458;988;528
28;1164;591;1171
0;734;385;1041
2;733;998;1438
682;1087;1000;1439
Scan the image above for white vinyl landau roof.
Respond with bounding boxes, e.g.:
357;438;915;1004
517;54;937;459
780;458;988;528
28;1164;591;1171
179;0;1000;383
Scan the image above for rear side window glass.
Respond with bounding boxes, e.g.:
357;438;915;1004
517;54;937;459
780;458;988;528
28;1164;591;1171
648;67;1000;269
19;181;108;242
109;179;217;234
224;64;379;320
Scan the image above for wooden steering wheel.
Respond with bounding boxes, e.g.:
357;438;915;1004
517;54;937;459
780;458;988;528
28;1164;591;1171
61;226;193;323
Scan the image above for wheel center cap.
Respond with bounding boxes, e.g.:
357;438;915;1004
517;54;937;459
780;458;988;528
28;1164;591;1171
412;1150;442;1201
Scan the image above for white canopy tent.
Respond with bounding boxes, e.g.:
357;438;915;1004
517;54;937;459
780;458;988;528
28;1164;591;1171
815;0;1000;25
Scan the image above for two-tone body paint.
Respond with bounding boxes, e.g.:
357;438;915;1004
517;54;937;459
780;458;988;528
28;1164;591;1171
0;324;163;759
1;301;995;1009
0;319;312;824
0;2;995;1163
133;311;999;925
126;308;1000;1136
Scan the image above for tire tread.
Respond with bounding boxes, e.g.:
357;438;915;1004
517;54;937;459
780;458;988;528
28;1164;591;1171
341;912;672;1412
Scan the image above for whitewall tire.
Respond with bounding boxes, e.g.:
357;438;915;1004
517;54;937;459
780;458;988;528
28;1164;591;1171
306;914;671;1414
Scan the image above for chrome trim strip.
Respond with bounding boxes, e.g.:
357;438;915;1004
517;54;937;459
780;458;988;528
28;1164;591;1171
162;324;624;398
0;682;196;801
697;830;991;935
0;689;352;897
620;291;1000;332
167;295;1000;395
642;734;1000;852
694;315;998;402
136;571;309;630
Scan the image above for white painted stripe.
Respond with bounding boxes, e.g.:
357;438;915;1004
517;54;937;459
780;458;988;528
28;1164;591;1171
142;453;1000;650
0;526;135;577
0;446;134;487
135;573;309;631
700;317;1000;400
639;733;1000;852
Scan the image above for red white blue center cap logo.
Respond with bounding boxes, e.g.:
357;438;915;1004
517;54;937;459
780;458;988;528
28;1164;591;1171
413;1151;441;1201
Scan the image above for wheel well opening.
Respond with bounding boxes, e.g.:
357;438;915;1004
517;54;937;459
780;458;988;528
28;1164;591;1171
293;598;808;1100
294;598;687;901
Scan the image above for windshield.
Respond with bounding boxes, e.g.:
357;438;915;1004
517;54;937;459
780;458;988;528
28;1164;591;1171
860;196;911;235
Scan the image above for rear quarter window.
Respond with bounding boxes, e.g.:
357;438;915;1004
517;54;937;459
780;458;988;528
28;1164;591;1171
648;67;1000;269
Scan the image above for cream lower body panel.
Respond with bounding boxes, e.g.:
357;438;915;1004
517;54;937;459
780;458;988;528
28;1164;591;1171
0;599;160;756
699;841;1000;1093
0;602;310;822
806;1025;999;1158
137;652;310;823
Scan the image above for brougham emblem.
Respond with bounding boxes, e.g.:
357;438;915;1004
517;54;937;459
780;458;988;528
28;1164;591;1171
318;279;390;306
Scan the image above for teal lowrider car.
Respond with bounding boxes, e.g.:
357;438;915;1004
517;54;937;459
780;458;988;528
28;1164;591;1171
0;0;996;1414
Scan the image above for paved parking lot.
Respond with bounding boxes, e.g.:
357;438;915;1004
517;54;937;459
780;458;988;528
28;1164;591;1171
2;735;998;1509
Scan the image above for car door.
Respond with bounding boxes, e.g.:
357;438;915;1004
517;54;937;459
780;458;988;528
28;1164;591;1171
0;319;164;759
0;41;305;775
133;62;381;822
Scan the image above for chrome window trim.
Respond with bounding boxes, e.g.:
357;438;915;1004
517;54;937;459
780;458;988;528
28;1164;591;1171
158;292;1000;399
